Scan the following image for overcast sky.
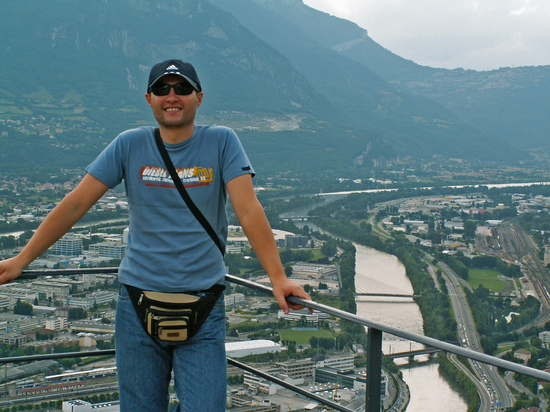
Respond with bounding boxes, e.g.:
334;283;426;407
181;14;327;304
302;0;550;71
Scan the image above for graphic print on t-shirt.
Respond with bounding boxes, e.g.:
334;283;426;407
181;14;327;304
139;165;214;188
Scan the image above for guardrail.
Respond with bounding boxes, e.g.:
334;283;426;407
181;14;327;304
10;268;550;411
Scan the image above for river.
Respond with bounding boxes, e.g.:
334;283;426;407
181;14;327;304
354;244;468;411
291;209;469;410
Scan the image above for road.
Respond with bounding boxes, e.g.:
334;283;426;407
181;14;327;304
431;258;514;411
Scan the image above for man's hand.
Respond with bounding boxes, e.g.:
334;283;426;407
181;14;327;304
272;277;312;314
0;257;25;285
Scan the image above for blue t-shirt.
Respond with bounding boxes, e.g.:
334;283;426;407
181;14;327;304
86;125;255;292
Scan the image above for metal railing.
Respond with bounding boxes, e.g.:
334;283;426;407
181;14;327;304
6;267;550;411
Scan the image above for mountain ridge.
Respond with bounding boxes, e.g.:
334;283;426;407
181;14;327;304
0;0;544;179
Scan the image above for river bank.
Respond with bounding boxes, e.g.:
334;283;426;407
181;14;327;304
354;244;468;411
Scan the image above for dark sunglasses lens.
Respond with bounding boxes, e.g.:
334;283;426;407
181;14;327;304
150;84;169;96
151;83;194;96
173;84;195;95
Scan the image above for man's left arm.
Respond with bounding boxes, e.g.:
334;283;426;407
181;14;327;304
226;174;311;313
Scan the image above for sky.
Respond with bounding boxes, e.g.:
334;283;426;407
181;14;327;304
302;0;550;71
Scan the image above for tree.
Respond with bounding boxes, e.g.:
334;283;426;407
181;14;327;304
321;240;337;257
284;265;293;277
68;307;88;321
13;299;33;316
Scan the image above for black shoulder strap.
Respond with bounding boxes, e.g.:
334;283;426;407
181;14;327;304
154;128;225;256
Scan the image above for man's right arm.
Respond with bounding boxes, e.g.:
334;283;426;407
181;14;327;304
0;173;109;284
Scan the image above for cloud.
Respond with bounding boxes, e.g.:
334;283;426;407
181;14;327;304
303;0;550;70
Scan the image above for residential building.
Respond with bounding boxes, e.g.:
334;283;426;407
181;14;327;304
514;348;532;363
540;331;550;349
45;317;68;331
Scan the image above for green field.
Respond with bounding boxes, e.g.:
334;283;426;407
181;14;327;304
278;328;334;345
467;268;513;292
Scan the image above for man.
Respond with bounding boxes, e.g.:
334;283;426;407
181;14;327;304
0;59;311;411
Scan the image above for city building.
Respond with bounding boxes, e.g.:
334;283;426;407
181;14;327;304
225;293;245;307
226;395;280;412
226;340;283;358
276;359;314;379
226;244;244;254
284;235;309;248
292;263;337;278
32;281;71;301
0;285;40;307
87;290;118;306
64;287;116;309
89;242;126;259
49;235;82;256
54;278;86;292
540;331;550;349
313;367;388;397
63;400;120;412
312;354;355;371
514;348;532;363
277;308;329;323
69;321;115;335
45;317;68;331
65;296;96;310
242;365;282;395
0;333;27;346
0;313;44;334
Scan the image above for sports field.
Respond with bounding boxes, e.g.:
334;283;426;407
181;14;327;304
467;268;513;292
278;328;334;345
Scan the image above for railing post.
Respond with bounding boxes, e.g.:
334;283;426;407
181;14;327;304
366;327;383;412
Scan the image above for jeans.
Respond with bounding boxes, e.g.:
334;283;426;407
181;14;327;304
116;284;227;411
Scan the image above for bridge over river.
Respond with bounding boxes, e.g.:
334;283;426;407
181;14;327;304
387;348;441;361
355;276;418;298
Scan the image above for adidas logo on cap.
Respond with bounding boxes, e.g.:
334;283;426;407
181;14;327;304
148;59;202;92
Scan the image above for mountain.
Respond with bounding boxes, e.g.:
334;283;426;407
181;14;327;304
0;0;542;179
244;0;550;150
208;0;519;161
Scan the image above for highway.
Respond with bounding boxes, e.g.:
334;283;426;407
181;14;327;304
432;258;514;411
368;200;550;410
438;218;550;411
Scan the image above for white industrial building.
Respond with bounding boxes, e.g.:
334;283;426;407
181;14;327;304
225;339;283;358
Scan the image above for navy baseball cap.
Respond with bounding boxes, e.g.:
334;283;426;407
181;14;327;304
147;59;202;93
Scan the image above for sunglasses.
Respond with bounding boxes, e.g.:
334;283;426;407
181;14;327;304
150;82;196;96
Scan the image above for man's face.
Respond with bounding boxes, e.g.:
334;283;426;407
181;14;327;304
145;75;203;129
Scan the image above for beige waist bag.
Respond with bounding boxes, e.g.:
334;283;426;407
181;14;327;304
126;284;224;342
